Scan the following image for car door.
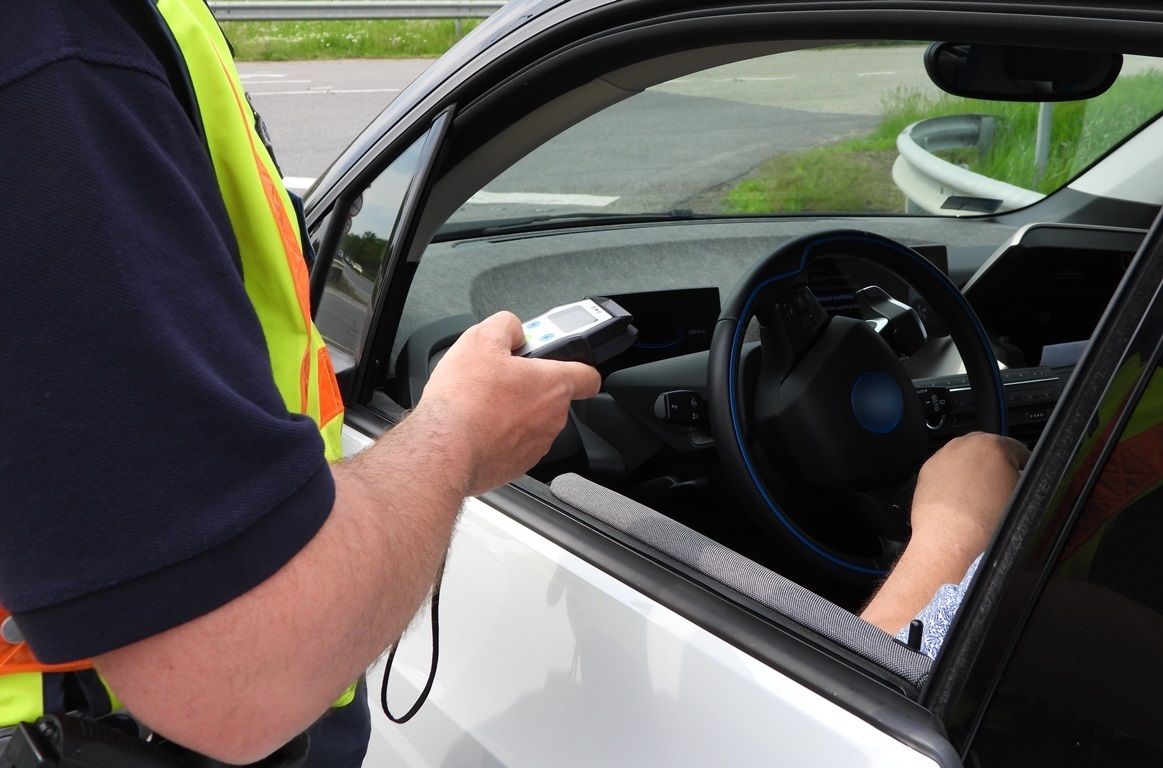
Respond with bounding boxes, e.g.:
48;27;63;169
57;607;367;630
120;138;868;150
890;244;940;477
301;9;960;768
301;3;1163;767
304;97;951;768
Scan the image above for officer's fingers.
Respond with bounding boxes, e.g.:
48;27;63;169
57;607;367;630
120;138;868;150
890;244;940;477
474;311;525;351
561;361;602;399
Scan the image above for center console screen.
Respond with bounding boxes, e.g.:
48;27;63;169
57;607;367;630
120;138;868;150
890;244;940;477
601;287;720;374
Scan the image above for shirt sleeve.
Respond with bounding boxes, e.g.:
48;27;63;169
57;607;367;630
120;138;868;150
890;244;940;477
0;52;335;662
898;554;983;659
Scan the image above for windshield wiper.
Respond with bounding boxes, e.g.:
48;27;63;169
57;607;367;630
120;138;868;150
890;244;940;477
434;209;704;240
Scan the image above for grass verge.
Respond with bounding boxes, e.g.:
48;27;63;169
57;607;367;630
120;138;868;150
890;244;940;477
222;19;480;60
726;146;901;213
724;71;1163;214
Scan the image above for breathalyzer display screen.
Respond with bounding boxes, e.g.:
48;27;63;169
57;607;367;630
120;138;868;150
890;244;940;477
548;305;597;334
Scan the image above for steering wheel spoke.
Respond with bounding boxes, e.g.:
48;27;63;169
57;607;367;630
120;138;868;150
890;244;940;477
856;285;928;357
758;282;832;376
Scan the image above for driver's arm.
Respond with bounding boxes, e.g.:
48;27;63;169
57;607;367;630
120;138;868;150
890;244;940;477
860;432;1029;638
93;313;601;764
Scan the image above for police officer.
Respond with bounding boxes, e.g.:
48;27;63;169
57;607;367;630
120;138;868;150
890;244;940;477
0;1;599;764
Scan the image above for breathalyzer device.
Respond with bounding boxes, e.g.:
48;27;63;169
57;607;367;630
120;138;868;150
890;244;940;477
517;296;637;366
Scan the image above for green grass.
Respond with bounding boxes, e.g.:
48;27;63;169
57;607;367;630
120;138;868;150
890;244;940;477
222;19;480;60
726;146;902;213
725;71;1163;214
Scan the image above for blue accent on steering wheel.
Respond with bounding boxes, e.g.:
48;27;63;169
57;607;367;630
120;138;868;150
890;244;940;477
726;233;1006;575
851;371;905;434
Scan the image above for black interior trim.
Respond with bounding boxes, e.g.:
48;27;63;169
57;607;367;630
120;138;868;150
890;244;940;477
1004;187;1161;230
354;108;455;403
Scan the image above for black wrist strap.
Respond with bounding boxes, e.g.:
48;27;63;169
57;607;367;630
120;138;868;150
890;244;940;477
380;562;444;724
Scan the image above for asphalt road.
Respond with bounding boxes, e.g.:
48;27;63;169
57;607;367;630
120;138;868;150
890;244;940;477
238;58;434;183
243;48;1163;206
240;46;941;189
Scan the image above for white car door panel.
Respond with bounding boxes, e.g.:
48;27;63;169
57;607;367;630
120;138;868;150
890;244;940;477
364;498;935;768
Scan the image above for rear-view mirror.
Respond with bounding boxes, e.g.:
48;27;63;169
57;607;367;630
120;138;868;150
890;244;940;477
924;42;1122;101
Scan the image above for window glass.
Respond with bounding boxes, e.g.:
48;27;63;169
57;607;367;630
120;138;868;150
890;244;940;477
316;131;428;357
440;45;1163;228
971;364;1163;765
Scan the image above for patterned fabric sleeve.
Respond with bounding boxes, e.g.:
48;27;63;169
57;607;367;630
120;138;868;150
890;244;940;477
897;554;983;659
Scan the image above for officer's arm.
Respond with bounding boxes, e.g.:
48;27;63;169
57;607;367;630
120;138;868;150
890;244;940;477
94;313;600;765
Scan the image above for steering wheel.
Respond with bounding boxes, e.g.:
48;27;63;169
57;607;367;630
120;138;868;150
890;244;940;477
707;231;1005;588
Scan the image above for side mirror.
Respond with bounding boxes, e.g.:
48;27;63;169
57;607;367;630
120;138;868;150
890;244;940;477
925;43;1121;101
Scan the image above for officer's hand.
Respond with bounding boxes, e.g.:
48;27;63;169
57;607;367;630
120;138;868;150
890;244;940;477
419;311;601;495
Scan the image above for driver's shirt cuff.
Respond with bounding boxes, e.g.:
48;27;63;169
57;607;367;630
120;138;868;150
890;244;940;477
898;553;982;659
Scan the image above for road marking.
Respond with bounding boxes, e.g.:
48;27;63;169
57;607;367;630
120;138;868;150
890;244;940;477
248;88;402;96
669;76;797;84
245;79;312;85
466;191;620;207
857;70;897;77
283;176;316;192
239;73;287;79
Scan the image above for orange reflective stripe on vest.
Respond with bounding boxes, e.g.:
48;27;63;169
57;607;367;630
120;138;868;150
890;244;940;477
0;609;90;677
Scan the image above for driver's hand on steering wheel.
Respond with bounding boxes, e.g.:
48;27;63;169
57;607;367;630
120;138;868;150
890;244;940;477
912;431;1030;564
861;432;1029;636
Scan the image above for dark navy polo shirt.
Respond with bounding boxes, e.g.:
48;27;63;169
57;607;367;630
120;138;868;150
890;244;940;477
0;0;335;662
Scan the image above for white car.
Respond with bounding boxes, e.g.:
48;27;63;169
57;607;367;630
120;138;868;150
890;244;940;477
302;2;1163;765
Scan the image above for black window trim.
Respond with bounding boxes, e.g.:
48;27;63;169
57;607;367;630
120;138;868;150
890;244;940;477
307;107;456;400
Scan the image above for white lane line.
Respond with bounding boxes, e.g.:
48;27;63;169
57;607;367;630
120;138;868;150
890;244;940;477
283;176;316;193
244;79;312;85
248;87;402;96
466;191;620;207
857;70;897;77
239;73;287;79
669;76;797;84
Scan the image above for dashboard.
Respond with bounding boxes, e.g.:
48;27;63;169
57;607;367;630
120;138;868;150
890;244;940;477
585;224;1143;452
396;220;1146;479
386;219;1147;585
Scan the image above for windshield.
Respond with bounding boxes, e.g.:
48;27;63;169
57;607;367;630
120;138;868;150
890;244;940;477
442;43;1163;230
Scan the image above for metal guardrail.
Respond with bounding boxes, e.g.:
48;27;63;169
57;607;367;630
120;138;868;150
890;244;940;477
209;1;505;20
892;114;1043;216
